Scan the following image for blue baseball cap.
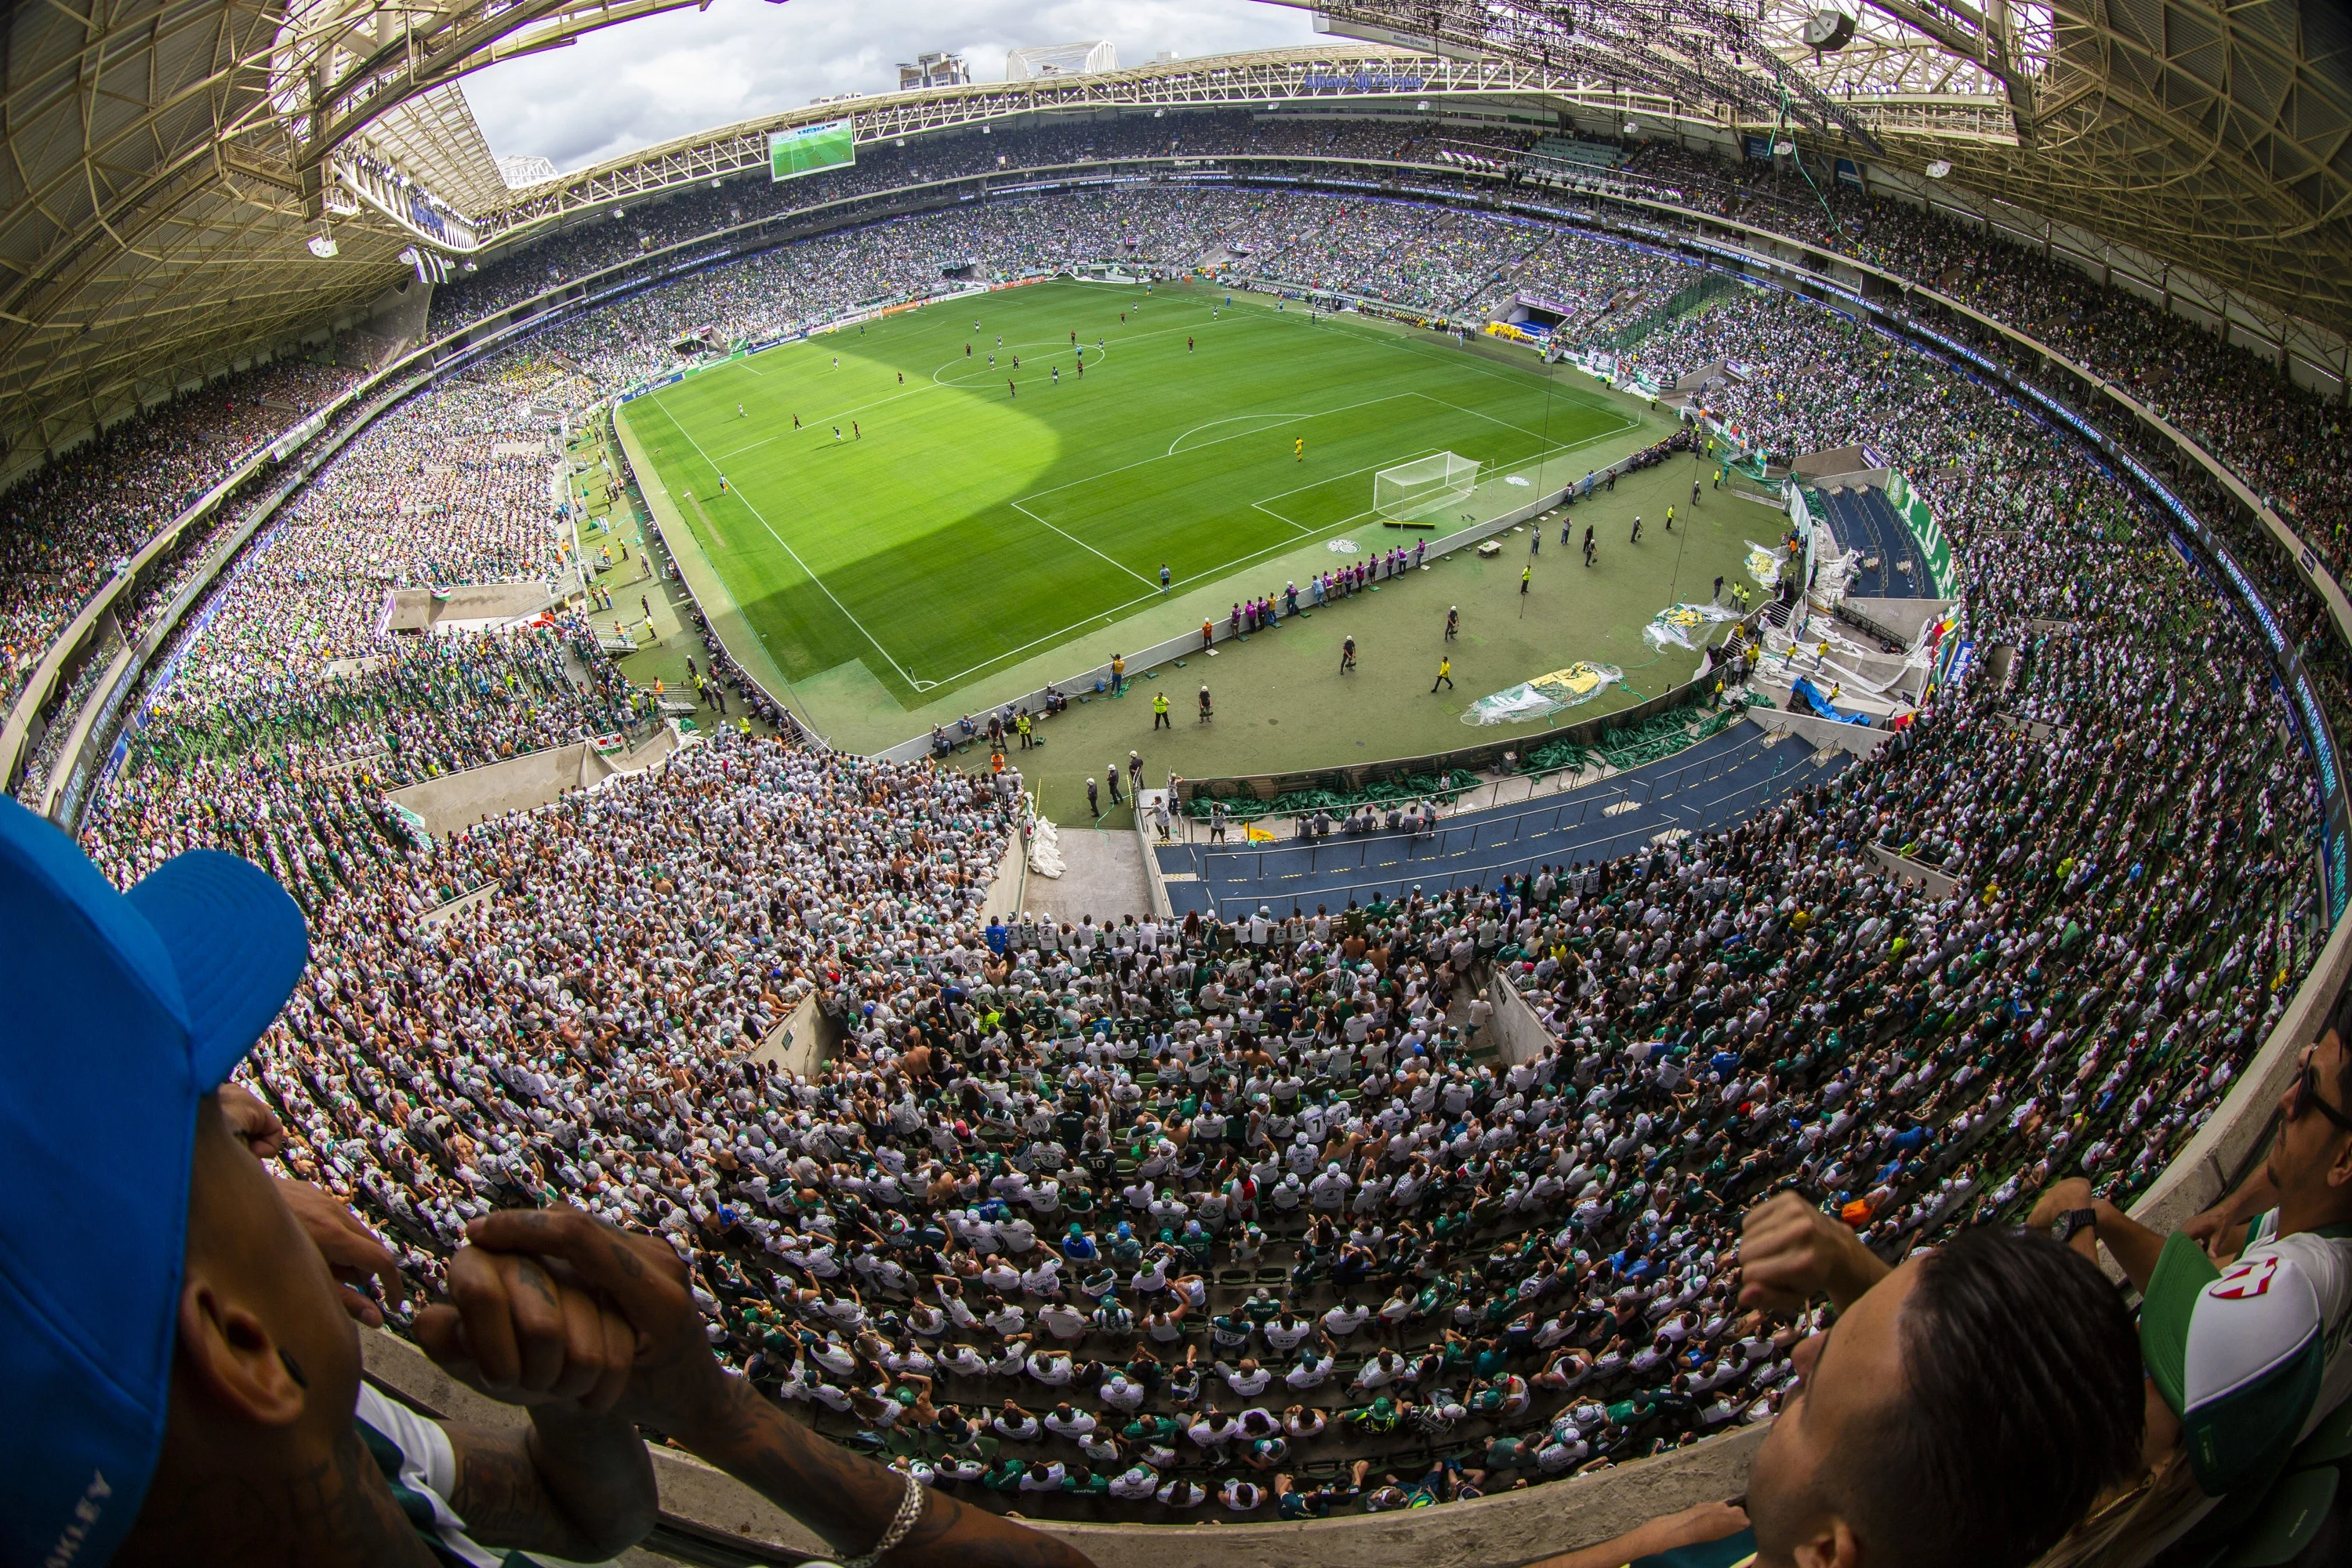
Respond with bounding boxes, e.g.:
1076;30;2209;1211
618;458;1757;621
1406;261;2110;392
1;794;308;1567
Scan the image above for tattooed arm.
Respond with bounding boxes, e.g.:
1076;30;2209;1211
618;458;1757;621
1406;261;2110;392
442;1413;659;1561
414;1247;659;1559
459;1207;1097;1568
673;1376;1096;1568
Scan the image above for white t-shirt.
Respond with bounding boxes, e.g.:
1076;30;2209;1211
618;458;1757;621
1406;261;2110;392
354;1384;612;1568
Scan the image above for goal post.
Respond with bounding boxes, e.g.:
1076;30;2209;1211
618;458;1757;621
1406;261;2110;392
1374;452;1480;523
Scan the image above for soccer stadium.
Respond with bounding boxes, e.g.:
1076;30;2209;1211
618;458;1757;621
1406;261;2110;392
3;4;2350;1567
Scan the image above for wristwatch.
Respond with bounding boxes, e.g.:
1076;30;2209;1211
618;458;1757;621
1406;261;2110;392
2051;1207;2098;1245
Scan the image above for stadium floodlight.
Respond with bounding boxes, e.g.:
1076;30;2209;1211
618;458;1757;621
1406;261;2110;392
1925;159;1952;178
1624;121;1640;135
1773;140;1795;157
306;231;337;259
1374;453;1480;524
1802;3;1857;50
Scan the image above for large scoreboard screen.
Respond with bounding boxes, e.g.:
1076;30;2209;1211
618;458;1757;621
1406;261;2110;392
769;119;857;182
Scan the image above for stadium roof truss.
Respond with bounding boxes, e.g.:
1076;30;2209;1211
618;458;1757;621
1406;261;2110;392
2;0;2347;479
1298;1;2352;343
0;0;708;474
478;48;1719;237
441;3;2352;350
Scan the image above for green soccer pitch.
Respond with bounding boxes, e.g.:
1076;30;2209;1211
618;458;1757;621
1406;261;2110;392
616;278;1640;716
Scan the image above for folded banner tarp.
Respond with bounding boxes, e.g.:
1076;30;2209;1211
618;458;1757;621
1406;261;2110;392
1463;662;1623;726
1642;601;1742;652
386;800;433;850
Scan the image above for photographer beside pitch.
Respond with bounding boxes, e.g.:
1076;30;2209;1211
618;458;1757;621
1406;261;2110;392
2;796;1091;1568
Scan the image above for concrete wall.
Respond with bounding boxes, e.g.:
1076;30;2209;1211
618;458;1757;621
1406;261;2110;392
1044;1425;1766;1568
1867;844;1958;898
384;581;553;633
1792;445;1875;477
2129;906;2352;1237
1841;597;1954;646
751;992;834;1079
387;728;678;837
1134;789;1177;920
358;1322;1766;1568
979;833;1029;924
1739;706;1895;758
1489;971;1557;1069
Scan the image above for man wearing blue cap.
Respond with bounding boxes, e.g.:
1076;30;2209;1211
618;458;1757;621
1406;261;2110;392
4;792;659;1568
2;796;1093;1568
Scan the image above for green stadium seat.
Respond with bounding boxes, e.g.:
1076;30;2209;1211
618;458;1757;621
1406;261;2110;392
2223;1465;2338;1568
2295;1399;2352;1467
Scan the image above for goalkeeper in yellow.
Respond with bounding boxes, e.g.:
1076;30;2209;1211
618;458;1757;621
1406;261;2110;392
1294;437;1305;463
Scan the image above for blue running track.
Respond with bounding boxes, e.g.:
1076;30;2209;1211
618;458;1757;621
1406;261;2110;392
1157;720;1851;918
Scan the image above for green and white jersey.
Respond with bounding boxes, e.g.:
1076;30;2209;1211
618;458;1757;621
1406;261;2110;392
354;1383;612;1568
2140;1214;2352;1497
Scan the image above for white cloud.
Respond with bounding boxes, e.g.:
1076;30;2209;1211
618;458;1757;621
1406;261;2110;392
462;0;1320;173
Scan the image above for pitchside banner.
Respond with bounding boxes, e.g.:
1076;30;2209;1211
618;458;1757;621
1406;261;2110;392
770;118;856;182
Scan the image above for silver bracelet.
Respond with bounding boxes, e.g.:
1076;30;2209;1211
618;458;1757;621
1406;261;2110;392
839;1470;928;1568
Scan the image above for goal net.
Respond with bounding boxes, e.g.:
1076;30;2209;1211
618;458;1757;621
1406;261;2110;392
1374;452;1480;522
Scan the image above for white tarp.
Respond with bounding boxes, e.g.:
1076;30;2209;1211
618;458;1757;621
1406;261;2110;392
1027;818;1066;879
1641;601;1743;652
1462;662;1623;725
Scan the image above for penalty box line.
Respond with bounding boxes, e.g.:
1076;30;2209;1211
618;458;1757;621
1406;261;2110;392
1251;423;1633;533
905;411;1638;695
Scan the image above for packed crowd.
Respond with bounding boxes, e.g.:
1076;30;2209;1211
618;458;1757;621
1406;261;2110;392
36;166;2325;1533
425;113;1457;335
82;613;639;913
0;359;358;706
152;358;583;709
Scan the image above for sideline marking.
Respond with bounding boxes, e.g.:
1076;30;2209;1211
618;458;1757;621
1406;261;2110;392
682;488;727;550
643;397;922;691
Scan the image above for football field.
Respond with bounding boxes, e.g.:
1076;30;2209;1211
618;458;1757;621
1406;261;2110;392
617;277;1641;713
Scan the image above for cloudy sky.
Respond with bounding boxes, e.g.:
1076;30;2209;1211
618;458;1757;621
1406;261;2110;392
463;0;1320;174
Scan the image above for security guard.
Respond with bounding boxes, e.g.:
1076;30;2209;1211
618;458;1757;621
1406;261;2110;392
1152;691;1171;730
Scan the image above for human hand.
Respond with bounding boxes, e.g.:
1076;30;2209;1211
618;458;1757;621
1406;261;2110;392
2024;1175;2095;1232
413;1242;638;1415
277;1177;411;1327
456;1206;737;1439
1642;1498;1751;1553
1735;1191;1889;1315
219;1081;289;1158
2180;1198;2248;1266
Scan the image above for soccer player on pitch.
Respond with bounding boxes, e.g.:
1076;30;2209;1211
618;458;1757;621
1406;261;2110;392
1294;438;1305;463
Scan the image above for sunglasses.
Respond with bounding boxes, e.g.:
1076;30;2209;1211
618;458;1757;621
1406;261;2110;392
2293;1056;2352;1135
